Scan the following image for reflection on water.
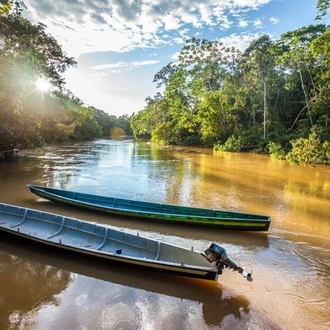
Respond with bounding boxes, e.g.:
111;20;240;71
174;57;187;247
0;232;272;330
0;139;329;329
0;235;72;329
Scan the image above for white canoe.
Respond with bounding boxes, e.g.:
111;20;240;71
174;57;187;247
0;202;250;281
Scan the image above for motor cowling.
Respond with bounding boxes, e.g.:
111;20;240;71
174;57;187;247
203;242;228;263
202;242;243;274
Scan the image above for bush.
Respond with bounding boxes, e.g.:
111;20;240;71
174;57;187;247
214;129;266;152
320;141;330;165
286;132;330;166
268;141;287;160
183;134;202;146
214;135;242;152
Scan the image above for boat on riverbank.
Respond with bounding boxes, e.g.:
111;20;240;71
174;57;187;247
0;202;251;281
27;184;271;231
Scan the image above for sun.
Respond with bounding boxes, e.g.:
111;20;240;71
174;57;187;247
36;77;51;91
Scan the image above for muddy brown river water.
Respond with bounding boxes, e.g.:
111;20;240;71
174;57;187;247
0;139;329;329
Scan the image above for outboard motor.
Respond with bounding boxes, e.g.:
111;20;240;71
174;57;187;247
202;242;246;276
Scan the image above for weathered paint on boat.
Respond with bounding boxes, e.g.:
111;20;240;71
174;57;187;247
0;202;221;280
27;185;271;231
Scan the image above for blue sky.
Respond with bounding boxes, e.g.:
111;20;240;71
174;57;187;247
23;0;320;117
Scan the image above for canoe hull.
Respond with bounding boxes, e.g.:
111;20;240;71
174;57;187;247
27;185;271;231
0;202;219;281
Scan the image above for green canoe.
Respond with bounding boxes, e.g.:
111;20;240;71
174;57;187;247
27;184;271;231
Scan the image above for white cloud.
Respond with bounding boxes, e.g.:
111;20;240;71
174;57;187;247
162;15;182;31
171;52;180;60
91;60;159;73
219;33;262;51
218;15;233;30
231;0;271;9
270;17;280;24
253;18;263;28
23;0;273;56
238;20;249;28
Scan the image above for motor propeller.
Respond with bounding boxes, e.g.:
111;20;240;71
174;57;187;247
202;242;253;281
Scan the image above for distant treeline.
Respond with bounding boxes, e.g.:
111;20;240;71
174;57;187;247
0;1;132;152
131;1;330;166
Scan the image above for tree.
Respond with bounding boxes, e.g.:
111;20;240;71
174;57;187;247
240;35;275;140
0;0;76;115
311;5;330;127
277;25;326;129
0;1;113;148
131;94;171;141
154;61;199;144
316;0;330;20
155;38;241;145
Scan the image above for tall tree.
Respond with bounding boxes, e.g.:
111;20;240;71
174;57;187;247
277;25;326;128
240;35;274;139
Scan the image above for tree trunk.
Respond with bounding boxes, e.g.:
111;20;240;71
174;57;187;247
298;63;313;126
263;80;267;140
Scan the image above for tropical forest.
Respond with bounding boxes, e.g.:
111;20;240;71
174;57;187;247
131;1;330;166
1;0;330;166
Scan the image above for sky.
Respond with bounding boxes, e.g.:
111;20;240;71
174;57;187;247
22;0;320;117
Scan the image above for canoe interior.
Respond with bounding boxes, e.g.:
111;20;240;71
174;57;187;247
27;185;271;231
0;203;218;280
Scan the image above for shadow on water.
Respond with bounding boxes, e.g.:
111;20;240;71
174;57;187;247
0;231;251;328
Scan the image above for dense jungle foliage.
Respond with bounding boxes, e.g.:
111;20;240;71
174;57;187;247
0;0;131;153
131;0;330;165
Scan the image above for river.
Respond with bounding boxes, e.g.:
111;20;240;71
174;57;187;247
0;139;329;330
